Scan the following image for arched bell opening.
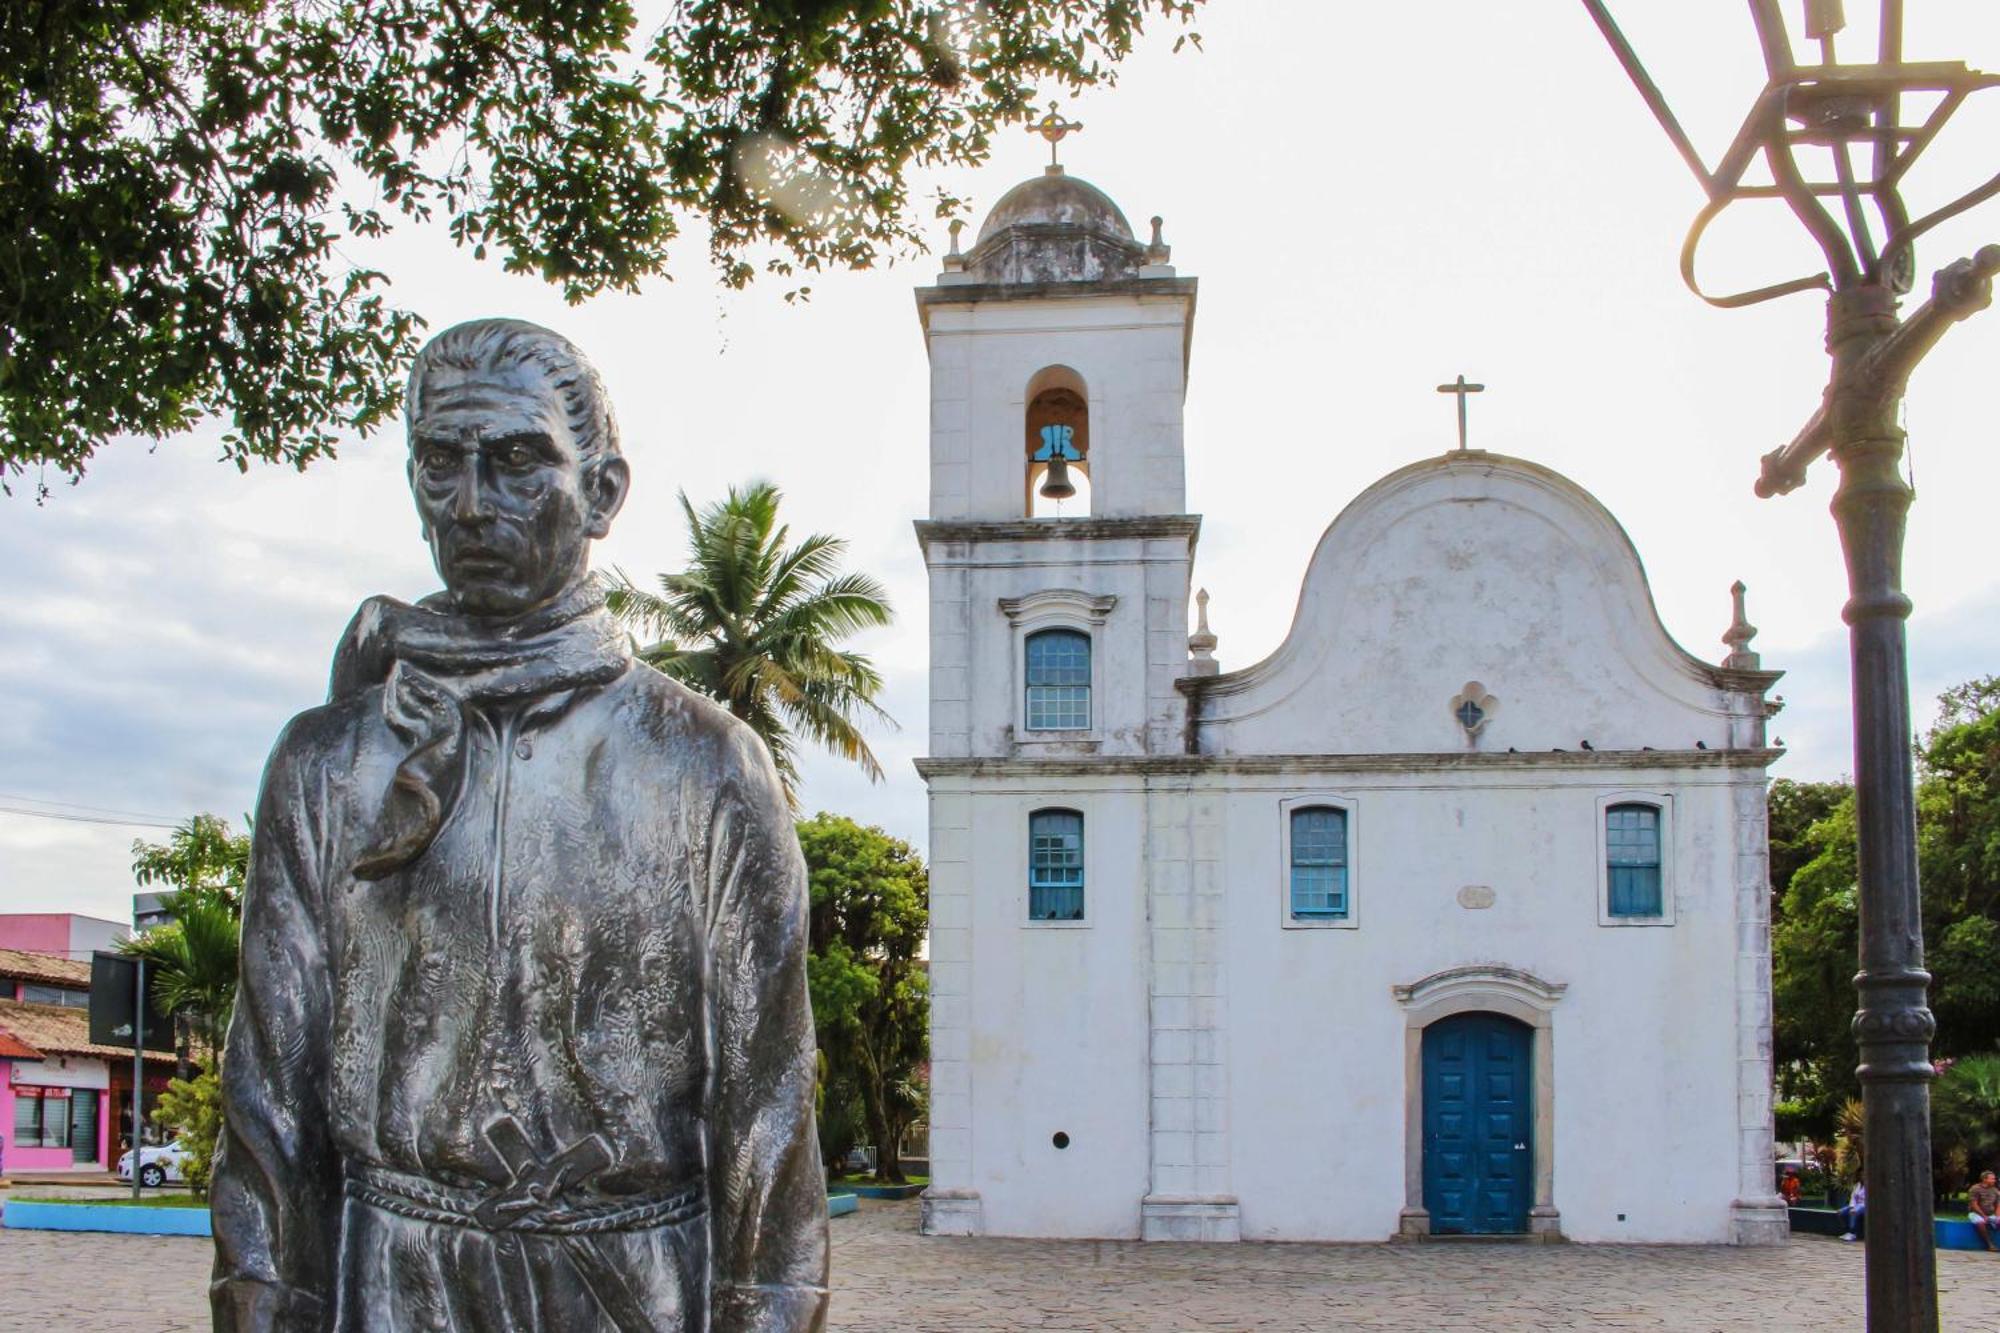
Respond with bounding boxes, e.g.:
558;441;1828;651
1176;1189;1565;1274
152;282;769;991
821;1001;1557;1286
1024;366;1090;518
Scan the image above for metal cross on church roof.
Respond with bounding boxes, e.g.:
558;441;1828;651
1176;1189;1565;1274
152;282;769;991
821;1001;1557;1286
1028;102;1084;168
1436;374;1485;451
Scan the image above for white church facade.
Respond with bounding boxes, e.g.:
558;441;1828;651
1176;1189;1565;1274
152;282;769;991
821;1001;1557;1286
913;162;1792;1246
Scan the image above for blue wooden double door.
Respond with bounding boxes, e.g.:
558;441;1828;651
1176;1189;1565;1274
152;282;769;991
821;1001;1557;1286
1422;1012;1533;1235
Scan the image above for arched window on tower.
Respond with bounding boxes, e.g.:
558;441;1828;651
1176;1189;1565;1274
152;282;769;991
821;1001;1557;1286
1025;367;1091;517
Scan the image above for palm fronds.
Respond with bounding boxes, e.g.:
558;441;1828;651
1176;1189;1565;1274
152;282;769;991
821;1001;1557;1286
605;480;895;800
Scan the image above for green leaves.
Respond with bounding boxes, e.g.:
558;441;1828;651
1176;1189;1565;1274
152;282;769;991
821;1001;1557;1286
796;812;928;1181
130;813;251;915
124;813;248;1057
1770;677;2000;1141
2;0;1203;493
119;897;242;1054
151;1061;225;1198
605;479;895;798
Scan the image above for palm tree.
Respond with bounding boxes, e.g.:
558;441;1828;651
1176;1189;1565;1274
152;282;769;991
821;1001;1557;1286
123;815;248;1069
605;480;895;798
118;899;241;1057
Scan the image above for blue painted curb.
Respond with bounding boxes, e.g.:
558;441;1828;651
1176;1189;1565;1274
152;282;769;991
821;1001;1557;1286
845;1183;925;1200
1936;1218;1997;1251
3;1200;212;1237
4;1193;862;1235
1788;1206;1996;1251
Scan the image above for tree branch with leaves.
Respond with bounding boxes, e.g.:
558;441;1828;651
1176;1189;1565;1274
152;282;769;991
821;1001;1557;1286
2;0;1203;496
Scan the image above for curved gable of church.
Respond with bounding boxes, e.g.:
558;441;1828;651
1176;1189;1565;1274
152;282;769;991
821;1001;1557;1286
1191;453;1759;756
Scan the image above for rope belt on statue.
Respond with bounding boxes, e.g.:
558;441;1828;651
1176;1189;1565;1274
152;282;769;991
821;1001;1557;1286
346;1146;705;1236
351;1117;700;1333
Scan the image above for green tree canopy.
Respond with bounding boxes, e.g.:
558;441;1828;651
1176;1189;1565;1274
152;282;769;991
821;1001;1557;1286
606;480;894;797
796;812;927;1182
2;0;1201;496
1772;788;1862;1131
1934;1054;2000;1194
1767;778;1849;917
1770;678;2000;1147
129;812;250;917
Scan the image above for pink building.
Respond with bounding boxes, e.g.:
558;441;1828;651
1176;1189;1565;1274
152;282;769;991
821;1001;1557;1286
0;912;128;962
0;947;173;1175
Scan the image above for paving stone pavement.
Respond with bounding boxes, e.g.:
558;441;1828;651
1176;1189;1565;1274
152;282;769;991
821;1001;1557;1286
2;1198;1997;1330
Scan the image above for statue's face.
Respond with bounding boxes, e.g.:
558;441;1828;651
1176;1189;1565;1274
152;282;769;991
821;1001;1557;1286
408;362;627;616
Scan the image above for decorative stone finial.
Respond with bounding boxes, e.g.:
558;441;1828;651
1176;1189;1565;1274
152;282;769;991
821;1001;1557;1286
1147;216;1171;265
942;218;966;272
1722;580;1760;669
1187;587;1219;676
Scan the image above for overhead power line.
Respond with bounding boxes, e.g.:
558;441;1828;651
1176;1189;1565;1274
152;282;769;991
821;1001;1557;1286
0;793;184;823
0;804;180;830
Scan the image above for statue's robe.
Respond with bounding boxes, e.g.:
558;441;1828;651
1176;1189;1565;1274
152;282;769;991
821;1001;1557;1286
211;592;828;1332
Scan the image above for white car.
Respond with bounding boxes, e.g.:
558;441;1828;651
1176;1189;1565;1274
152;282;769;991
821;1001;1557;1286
116;1140;189;1188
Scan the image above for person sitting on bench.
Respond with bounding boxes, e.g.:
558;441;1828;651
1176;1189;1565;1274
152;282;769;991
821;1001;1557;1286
1971;1171;2000;1252
1838;1181;1866;1241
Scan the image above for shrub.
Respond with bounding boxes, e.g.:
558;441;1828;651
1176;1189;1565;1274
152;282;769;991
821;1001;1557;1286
151;1061;223;1198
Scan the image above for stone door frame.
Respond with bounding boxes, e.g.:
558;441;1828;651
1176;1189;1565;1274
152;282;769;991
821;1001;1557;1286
1392;965;1567;1241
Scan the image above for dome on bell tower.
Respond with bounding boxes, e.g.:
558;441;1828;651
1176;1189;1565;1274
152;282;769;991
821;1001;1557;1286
961;166;1151;285
975;168;1136;245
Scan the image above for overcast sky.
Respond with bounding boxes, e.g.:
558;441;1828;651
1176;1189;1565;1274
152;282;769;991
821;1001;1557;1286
5;3;1999;925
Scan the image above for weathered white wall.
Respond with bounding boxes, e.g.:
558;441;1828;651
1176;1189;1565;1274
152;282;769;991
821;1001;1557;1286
1219;767;1753;1243
922;293;1191;522
959;788;1152;1238
1192;454;1772;756
923;529;1197;759
926;759;1771;1243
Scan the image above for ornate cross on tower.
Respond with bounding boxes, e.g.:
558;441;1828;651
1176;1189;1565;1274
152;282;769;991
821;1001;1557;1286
1436;374;1485;452
1028;102;1084;170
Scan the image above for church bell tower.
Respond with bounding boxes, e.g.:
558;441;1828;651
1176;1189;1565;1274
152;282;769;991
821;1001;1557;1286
914;155;1201;762
914;142;1208;1241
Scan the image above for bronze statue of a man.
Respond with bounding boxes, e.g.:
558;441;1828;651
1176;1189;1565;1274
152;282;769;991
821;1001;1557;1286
212;319;829;1332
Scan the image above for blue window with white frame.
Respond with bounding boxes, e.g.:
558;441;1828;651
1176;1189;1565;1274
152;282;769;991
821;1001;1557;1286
1289;806;1349;920
1029;808;1085;921
1025;629;1091;731
1606;803;1663;917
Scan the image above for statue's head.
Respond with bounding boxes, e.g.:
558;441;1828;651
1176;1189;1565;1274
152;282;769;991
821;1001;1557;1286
405;319;630;616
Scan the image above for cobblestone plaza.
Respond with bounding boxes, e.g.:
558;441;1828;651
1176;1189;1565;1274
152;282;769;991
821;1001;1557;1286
3;1199;1998;1330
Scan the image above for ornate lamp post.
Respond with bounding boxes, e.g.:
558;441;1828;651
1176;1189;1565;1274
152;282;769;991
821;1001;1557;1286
1579;4;2000;1329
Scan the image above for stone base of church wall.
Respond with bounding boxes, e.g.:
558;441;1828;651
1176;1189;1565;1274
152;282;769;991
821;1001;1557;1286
1396;1206;1564;1243
920;1188;985;1237
1730;1197;1790;1246
1140;1194;1240;1242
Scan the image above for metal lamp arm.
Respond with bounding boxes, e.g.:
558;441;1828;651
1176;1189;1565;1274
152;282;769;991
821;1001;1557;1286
1755;243;2000;495
1871;244;2000;387
1765;145;1866;292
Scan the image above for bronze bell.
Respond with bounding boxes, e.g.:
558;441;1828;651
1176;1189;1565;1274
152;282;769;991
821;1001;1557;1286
1039;454;1076;501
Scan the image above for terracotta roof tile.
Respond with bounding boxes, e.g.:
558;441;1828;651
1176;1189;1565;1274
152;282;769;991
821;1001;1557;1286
0;1000;174;1065
0;1028;40;1059
0;947;93;988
